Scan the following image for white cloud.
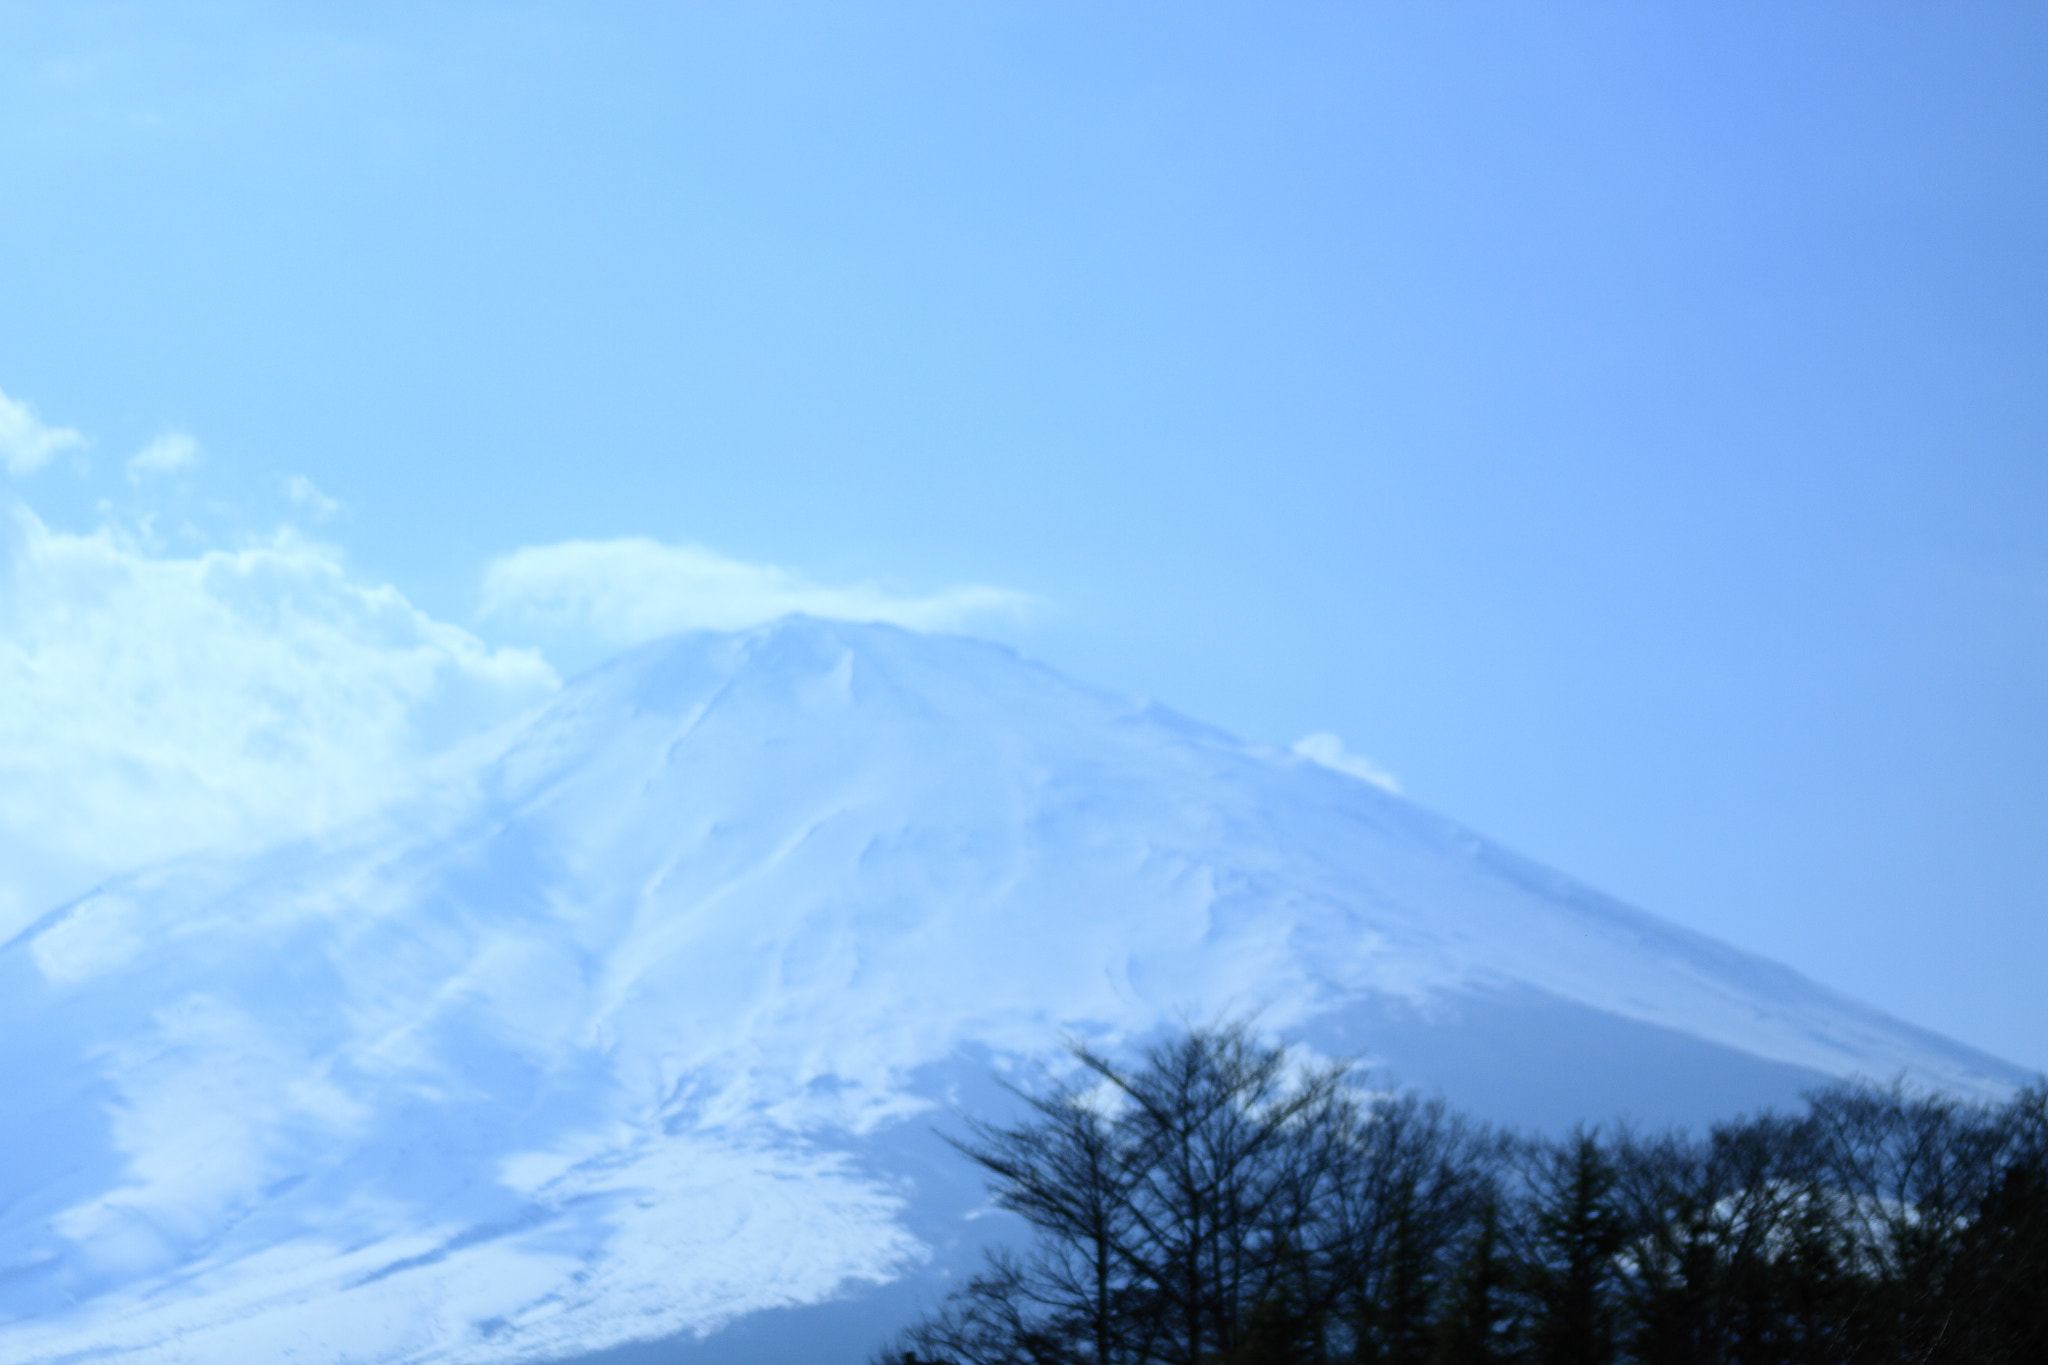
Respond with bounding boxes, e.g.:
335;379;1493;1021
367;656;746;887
126;431;200;482
283;473;343;520
0;498;559;938
1293;732;1401;793
479;536;1039;647
0;386;87;476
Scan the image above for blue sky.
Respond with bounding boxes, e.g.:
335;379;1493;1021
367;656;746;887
1;1;2043;1072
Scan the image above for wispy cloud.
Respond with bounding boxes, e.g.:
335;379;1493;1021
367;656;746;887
0;498;558;938
480;536;1039;648
126;431;200;482
0;386;87;476
283;473;344;521
1293;732;1401;793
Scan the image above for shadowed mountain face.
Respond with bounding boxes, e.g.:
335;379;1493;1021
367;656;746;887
0;618;2023;1364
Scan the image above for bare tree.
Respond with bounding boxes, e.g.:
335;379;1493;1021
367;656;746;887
875;1023;1353;1365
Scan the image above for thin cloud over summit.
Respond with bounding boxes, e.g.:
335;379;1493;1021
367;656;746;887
480;535;1040;649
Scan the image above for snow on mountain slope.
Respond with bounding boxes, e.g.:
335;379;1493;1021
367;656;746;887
0;617;2026;1365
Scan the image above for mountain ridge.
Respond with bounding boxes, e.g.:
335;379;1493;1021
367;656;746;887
0;616;2025;1364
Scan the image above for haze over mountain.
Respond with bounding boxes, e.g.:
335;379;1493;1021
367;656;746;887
0;618;2026;1365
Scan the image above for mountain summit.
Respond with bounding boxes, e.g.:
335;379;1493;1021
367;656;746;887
0;617;2023;1364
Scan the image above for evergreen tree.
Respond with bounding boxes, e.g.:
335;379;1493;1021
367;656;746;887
1945;1087;2048;1364
1430;1184;1509;1365
1514;1127;1625;1365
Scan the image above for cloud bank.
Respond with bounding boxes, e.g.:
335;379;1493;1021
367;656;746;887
480;536;1038;648
0;499;558;938
0;505;1034;937
0;386;86;476
0;388;1035;935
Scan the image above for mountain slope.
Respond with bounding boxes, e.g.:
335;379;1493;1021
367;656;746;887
0;618;2024;1365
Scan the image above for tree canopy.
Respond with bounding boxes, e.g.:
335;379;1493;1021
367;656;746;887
875;1023;2047;1365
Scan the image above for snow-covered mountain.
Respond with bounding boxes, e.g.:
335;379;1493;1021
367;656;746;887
0;618;2025;1365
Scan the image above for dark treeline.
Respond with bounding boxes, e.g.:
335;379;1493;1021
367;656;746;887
874;1024;2047;1365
